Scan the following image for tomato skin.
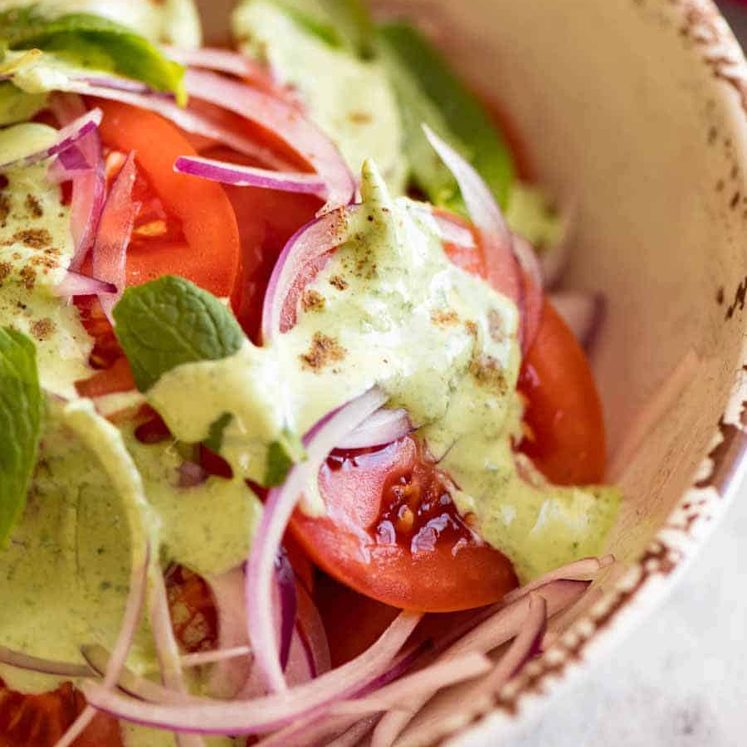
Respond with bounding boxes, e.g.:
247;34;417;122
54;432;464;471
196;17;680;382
0;679;122;747
93;99;242;306
290;438;518;613
519;300;606;485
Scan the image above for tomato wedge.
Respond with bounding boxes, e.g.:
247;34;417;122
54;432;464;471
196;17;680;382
519;300;606;484
290;437;518;612
0;679;122;747
94;100;242;304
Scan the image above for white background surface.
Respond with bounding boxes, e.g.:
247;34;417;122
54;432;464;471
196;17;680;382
503;7;747;743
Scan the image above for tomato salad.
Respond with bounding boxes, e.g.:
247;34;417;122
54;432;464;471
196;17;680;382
0;2;619;746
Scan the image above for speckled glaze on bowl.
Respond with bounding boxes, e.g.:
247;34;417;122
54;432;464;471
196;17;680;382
199;0;747;743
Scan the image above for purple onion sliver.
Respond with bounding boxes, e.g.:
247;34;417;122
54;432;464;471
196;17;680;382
54;270;117;298
0;646;92;679
275;550;298;672
336;407;411;450
0;108;102;171
549;290;605;350
174;156;328;197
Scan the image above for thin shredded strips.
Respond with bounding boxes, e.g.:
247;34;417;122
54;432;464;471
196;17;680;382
149;572;206;747
245;388;388;693
392;596;548;747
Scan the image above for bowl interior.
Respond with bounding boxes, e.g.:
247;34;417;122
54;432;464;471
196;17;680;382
196;0;747;738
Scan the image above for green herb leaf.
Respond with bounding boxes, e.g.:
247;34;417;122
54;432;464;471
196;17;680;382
377;22;515;210
263;0;373;55
0;6;186;104
264;429;305;487
113;276;245;392
205;412;233;453
0;327;42;548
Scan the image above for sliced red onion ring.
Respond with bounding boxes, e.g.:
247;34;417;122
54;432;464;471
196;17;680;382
408;204;476;250
181;646;251;668
81;644;192;705
163;46;267;81
336;407;411;450
92;152;139;320
54;270;116;298
295;580;332;679
513;234;545;354
0;108;102;171
57;547;151;747
503;555;615;605
150;571;206;747
275;550;298;672
0;646;92;679
422;126;526;340
246;387;388;693
262;205;354;344
205;566;253;699
81;610;421;735
549;290;606;350
371;579;587;747
59;79;293;171
333;652;491;716
391;596;547;747
77;75;152;94
184;69;355;214
49;94;106;271
174;156;327;197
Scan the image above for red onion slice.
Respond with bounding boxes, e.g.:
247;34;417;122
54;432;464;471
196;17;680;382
59;79;293;171
390;596;547;747
163;46;267;81
183;69;355;214
174;156;327;197
246;388;388;693
295;581;332;679
49;94;107;271
513;234;545;354
371;579;587;747
0;647;92;679
261;205;353;344
181;647;251;668
333;653;491;716
54;270;116;298
205;566;253;699
503;555;615;605
92;152;139;320
81;610;421;735
275;550;298;672
422;126;525;331
0;108;102;171
336;408;411;450
150;572;206;747
549;290;606;350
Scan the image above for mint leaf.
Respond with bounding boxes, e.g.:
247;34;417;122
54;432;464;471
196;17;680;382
265;0;373;55
0;6;185;103
113;276;245;392
205;412;233;453
0;327;42;548
264;429;304;487
377;22;515;210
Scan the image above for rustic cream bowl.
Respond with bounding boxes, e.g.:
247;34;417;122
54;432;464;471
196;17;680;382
201;0;747;743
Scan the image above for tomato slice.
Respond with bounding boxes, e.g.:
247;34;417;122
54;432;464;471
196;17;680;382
519;300;606;484
94;100;242;304
0;679;122;747
198;144;321;342
290;437;518;612
165;565;219;654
